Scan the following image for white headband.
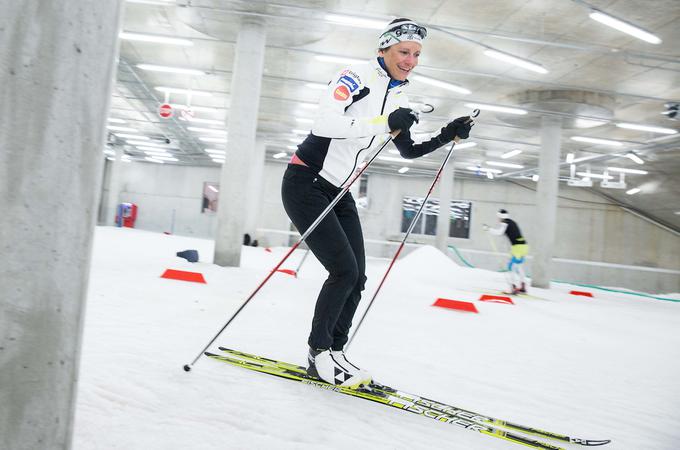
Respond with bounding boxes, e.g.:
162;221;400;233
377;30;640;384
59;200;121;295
497;210;510;219
378;20;426;49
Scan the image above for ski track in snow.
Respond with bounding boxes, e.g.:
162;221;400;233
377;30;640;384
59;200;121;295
72;227;680;449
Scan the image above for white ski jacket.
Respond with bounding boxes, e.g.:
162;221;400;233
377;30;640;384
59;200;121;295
295;58;449;187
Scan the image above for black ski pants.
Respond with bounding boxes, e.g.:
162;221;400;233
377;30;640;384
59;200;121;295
281;164;366;351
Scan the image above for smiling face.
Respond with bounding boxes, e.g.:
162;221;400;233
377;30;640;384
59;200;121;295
379;41;421;81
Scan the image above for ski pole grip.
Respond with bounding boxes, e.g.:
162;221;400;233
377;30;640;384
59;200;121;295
453;108;480;143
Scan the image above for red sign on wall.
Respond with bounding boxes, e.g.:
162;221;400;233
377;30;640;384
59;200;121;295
158;103;173;118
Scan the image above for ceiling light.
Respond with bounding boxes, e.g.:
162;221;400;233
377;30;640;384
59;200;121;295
454;142;477;150
127;140;166;147
626;187;641;195
153;156;179;162
199;137;227;143
107;118;126;124
205;149;226;155
574;118;609;128
116;133;148;140
119;31;193;46
501;149;522;159
292;129;310;135
589;11;662;44
532;174;539;182
486;160;524;169
398;167;409;174
107;125;138;132
483;49;548;74
137;64;205;76
182;117;225;126
379;156;413;163
566;153;575;163
616;122;677;134
486;171;494;180
625;153;644;165
289;138;302;143
305;83;328;90
145;157;165;163
607;167;648;175
571;136;624;147
169;104;220;114
155;87;213;97
466;166;502;174
411;75;471;95
315;55;367;65
388;149;400;155
188;126;226;134
577;172;613;180
286;145;298;150
674;211;680;215
324;14;387;30
273;152;288;159
140;147;172;153
464;102;527;115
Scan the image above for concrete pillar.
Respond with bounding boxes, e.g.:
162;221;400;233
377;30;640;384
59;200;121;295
243;139;266;237
104;147;124;225
214;18;266;266
0;2;123;450
435;162;454;253
531;116;562;288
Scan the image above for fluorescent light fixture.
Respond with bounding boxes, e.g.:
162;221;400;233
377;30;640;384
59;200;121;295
626;187;641;195
127;140;167;147
589;11;662;45
140;147;172;153
107;118;126;124
577;172;613;180
182;117;225;126
398;167;409;174
126;0;175;5
411;75;471;95
324;14;386;30
566;153;575;163
145;157;165;163
315;55;367;65
273;152;288;159
287;145;298;150
295;117;314;124
104;149;115;156
532;174;539;182
483;49;548;74
205;149;225;155
289;138;302;143
199;137;227;143
501;149;522;159
571;136;624;147
305;83;328;90
292;129;310;135
464;102;527;115
378;156;413;163
453;142;477;150
119;31;193;46
625;153;644;165
388;149;400;155
486;160;524;169
169;104;220;114
188;126;226;134
154;87;213;97
137;64;205;76
153;156;179;162
486;171;494;180
466;166;502;174
616;122;677;134
575;118;609;128
674;211;680;215
107;125;138;132
607;167;648;175
115;133;147;140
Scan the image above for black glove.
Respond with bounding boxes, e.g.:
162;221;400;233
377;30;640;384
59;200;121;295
439;116;473;141
388;107;419;132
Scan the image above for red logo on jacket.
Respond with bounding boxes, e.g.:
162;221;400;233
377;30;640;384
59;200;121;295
333;85;350;101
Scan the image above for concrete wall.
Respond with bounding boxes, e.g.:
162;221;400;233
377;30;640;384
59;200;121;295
100;160;680;293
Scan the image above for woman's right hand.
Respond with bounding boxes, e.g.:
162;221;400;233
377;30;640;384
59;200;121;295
388;107;419;133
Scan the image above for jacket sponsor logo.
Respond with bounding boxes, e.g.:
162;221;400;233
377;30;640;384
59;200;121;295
333;85;350;101
338;75;359;92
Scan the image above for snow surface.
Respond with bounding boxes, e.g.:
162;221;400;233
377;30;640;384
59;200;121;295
74;227;680;450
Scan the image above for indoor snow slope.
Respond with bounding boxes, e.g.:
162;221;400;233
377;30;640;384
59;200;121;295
73;227;680;450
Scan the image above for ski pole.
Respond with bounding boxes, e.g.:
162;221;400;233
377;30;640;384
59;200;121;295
346;109;479;350
293;249;311;278
184;130;400;372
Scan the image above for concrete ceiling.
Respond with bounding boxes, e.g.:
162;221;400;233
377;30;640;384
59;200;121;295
111;0;680;230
